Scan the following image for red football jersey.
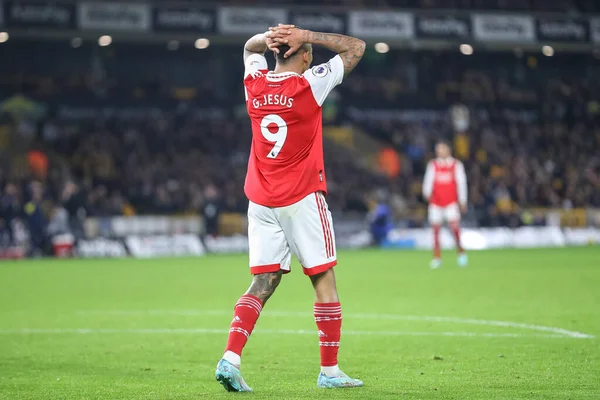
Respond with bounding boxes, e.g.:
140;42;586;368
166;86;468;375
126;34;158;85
423;157;468;207
243;54;344;207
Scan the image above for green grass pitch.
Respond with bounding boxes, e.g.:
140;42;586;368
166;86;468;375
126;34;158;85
1;247;599;399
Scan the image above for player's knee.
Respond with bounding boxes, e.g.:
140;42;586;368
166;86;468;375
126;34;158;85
449;220;460;230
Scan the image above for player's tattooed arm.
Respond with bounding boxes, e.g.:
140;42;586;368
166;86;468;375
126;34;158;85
305;31;366;76
243;33;270;62
269;26;365;75
246;271;283;304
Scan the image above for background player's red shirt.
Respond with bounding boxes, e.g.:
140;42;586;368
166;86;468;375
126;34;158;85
422;157;468;207
243;54;344;207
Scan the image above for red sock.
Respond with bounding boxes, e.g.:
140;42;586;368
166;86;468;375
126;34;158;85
314;302;342;367
449;221;464;253
433;225;441;259
225;294;263;357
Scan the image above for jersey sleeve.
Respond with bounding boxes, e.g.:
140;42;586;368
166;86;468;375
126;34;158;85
244;53;268;78
243;53;268;101
304;55;344;107
455;161;468;205
422;161;435;201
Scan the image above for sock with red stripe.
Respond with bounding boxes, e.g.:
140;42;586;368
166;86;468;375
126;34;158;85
223;294;263;367
314;302;342;376
433;225;442;259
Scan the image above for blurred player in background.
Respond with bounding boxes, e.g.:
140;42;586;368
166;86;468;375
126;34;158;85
215;24;365;392
423;141;468;269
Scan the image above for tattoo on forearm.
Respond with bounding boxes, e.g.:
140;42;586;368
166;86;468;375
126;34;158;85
244;34;268;57
247;272;282;303
306;31;365;75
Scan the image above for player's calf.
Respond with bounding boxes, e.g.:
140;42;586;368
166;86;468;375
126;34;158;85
448;220;467;267
217;271;282;391
448;220;464;254
246;271;283;303
431;224;442;268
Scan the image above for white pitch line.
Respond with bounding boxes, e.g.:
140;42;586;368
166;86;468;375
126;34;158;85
72;309;596;339
0;328;570;339
347;314;596;339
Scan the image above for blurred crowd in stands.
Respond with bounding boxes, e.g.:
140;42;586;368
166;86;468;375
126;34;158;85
1;39;600;250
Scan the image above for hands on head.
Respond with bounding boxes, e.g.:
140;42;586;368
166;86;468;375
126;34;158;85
265;24;307;58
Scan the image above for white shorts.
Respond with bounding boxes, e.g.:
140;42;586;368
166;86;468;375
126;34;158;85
248;192;336;276
428;203;461;225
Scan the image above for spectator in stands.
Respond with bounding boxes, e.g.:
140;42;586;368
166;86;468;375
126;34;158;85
368;191;394;246
0;183;20;247
47;201;71;238
23;181;47;256
61;181;86;239
202;184;221;238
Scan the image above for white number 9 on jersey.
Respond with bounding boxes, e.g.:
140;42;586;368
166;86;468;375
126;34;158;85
260;114;288;159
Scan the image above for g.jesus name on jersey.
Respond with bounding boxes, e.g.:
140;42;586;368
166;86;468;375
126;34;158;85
243;53;344;208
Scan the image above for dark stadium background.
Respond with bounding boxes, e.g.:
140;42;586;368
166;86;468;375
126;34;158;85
0;0;599;257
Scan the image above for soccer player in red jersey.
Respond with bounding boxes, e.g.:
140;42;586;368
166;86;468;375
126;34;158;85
215;25;365;392
423;141;469;269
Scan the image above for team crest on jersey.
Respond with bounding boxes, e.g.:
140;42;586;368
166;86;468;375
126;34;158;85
312;62;331;78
